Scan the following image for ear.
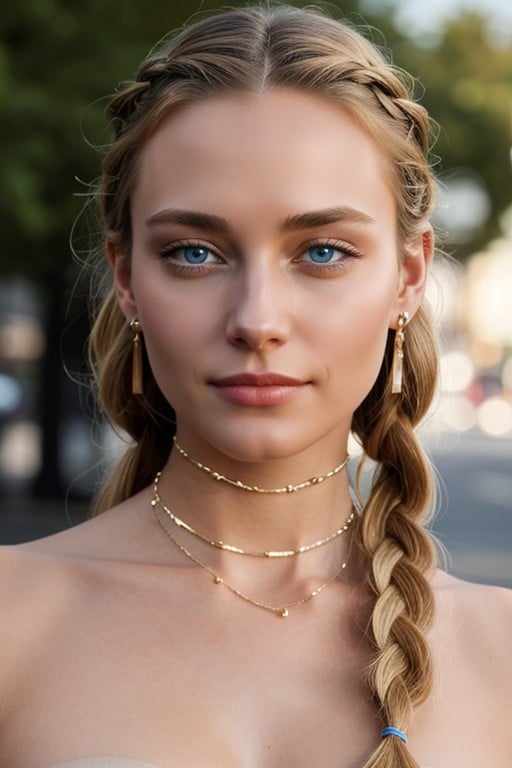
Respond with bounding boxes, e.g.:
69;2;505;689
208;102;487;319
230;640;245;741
107;238;138;321
390;226;434;328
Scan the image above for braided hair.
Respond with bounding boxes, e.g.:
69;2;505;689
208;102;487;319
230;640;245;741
89;7;439;765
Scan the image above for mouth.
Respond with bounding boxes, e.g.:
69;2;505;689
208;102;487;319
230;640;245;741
211;372;306;387
209;372;309;407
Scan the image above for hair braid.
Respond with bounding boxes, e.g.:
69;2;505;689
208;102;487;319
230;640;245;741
353;309;438;767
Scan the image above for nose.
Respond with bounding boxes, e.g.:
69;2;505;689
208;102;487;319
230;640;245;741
225;260;291;352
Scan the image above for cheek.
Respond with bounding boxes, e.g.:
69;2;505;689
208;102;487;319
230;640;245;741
134;287;198;399
134;275;230;415
320;289;393;403
351;316;389;384
334;318;388;378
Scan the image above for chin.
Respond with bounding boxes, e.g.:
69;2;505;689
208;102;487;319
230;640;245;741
198;420;348;465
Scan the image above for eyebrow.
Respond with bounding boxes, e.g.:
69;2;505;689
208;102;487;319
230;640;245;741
145;209;230;231
281;206;375;231
145;205;375;231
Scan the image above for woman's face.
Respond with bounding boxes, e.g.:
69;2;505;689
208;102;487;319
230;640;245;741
112;89;428;462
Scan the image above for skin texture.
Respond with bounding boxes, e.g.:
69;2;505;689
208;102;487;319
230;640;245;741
0;90;510;768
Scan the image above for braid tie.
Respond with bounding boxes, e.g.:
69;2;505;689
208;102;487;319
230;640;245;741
381;727;408;744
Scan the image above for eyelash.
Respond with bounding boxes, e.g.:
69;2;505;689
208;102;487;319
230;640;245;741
157;239;223;274
296;238;363;271
157;238;363;274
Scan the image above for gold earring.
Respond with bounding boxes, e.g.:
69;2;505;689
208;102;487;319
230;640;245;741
130;318;143;395
391;312;409;394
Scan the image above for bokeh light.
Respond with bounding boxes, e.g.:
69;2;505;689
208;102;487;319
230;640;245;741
477;397;512;436
440;350;475;393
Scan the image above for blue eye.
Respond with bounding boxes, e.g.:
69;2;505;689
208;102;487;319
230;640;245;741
181;245;211;264
159;241;223;273
307;245;338;263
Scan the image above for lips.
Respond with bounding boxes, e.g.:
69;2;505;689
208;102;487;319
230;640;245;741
211;372;305;387
210;372;308;406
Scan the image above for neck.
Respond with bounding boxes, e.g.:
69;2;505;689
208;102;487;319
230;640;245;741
172;436;350;495
154;433;358;584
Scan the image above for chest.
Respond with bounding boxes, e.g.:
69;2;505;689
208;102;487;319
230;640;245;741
2;571;506;768
5;572;381;768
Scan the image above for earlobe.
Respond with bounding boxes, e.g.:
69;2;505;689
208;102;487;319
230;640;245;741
107;238;138;320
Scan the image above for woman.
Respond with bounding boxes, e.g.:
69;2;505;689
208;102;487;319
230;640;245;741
1;5;510;768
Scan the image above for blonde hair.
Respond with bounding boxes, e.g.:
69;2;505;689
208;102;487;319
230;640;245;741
89;6;439;766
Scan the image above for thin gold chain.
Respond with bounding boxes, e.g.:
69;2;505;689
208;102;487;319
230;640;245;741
152;472;355;558
153;504;347;618
172;436;350;494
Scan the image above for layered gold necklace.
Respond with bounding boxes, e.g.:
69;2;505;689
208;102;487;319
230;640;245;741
151;442;355;617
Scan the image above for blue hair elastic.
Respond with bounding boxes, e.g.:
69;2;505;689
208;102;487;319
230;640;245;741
380;726;408;744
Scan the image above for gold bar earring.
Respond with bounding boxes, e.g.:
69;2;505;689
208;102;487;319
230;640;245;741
130;318;143;395
391;311;409;394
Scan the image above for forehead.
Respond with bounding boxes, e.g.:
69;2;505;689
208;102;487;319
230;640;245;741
131;88;396;226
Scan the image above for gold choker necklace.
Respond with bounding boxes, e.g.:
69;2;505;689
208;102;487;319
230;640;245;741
153;502;348;618
172;436;350;494
152;472;355;558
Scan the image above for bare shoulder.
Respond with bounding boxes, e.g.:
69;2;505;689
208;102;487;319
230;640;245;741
0;488;163;716
2;483;160;561
431;568;512;689
0;537;92;640
432;567;512;618
0;542;76;720
0;487;161;631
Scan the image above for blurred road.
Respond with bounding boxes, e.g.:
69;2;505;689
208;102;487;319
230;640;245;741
0;494;89;545
1;429;510;588
427;429;512;588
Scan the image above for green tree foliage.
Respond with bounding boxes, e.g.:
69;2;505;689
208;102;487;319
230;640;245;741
0;0;211;282
392;12;512;257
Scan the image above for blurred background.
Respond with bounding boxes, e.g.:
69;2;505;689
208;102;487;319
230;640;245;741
0;0;511;586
